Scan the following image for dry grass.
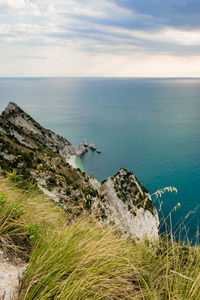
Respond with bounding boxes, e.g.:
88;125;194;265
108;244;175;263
0;177;65;228
1;176;200;299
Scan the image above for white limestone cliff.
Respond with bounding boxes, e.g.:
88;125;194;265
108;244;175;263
92;168;159;240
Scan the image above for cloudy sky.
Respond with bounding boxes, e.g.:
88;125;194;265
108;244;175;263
0;0;200;77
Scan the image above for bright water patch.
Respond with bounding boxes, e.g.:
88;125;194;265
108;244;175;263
75;157;85;172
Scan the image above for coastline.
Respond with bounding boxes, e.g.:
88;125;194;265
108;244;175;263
67;155;77;168
67;155;85;172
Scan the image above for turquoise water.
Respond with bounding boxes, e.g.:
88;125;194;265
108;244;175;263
0;77;199;241
75;157;84;172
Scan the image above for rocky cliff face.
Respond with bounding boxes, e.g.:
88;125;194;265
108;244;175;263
0;102;159;240
0;102;86;158
98;169;159;239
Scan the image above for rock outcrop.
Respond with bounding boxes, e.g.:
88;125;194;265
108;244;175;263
0;102;159;240
0;250;27;300
0;102;86;159
98;169;159;239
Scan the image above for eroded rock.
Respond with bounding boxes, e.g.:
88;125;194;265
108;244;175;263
0;250;27;300
94;168;159;239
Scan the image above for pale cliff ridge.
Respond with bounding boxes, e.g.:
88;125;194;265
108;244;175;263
0;102;159;240
0;102;86;158
90;168;159;239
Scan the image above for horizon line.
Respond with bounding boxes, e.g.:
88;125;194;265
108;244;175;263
0;76;200;79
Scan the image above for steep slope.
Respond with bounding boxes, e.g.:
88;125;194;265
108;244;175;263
0;102;86;157
98;168;159;239
0;102;159;239
1;177;200;300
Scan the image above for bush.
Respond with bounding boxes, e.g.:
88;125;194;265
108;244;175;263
48;176;57;185
86;197;92;209
10;202;23;219
23;152;34;168
27;223;41;244
0;193;8;205
59;173;72;185
8;169;20;181
65;189;71;196
71;183;79;190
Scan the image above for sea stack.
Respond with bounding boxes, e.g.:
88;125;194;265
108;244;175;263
89;143;96;150
83;139;88;147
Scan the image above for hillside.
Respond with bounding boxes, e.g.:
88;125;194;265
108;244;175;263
0;176;200;299
0;102;159;239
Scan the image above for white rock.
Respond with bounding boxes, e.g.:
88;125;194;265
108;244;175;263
0;259;27;300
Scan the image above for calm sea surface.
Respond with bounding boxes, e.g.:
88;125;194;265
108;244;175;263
0;77;199;241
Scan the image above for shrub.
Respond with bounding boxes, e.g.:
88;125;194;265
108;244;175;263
27;223;41;244
0;193;8;205
65;189;71;196
8;169;20;181
59;173;72;185
23;152;34;168
71;183;79;190
86;197;92;209
10;202;23;219
48;176;57;185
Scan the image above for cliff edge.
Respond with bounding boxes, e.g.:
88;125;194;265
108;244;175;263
0;102;159;240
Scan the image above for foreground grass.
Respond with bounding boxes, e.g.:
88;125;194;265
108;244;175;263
0;177;200;299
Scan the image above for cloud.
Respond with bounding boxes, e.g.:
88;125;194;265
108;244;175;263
0;0;41;17
0;43;200;77
114;0;200;29
158;28;200;46
100;26;200;46
40;0;134;19
0;0;200;76
0;23;48;43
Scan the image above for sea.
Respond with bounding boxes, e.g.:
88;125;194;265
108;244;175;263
0;77;199;242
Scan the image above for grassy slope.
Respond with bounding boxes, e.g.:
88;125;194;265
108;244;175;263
0;176;200;299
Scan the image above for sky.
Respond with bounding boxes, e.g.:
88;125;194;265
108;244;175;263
0;0;200;77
